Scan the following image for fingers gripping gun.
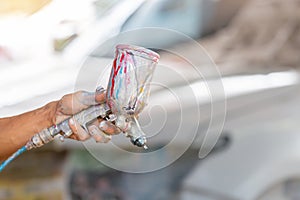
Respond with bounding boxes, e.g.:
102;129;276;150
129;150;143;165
26;45;160;150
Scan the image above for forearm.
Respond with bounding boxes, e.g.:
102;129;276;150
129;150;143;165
0;101;57;161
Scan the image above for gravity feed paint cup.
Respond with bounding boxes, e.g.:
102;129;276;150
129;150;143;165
106;44;160;118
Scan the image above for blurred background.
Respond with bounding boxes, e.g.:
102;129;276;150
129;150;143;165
0;0;300;199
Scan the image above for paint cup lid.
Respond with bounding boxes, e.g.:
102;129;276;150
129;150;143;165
116;44;160;63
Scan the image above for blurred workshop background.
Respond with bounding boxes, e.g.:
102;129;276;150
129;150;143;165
0;0;300;200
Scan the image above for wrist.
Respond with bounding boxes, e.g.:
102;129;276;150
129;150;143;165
41;101;58;128
4;101;59;150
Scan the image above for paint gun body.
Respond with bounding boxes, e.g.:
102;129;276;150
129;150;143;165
26;45;159;150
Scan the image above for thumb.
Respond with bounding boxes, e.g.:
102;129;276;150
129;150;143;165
76;86;106;106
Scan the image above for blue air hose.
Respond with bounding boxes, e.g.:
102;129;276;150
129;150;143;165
0;146;27;172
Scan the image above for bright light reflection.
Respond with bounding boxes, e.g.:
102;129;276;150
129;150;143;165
191;71;300;104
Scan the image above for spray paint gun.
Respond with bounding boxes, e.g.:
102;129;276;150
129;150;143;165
25;44;159;150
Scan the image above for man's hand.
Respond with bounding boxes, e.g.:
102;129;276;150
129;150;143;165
0;86;120;160
52;87;121;143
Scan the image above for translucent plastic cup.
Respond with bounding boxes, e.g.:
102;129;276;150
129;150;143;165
106;44;160;117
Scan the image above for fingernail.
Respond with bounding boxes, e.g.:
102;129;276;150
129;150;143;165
89;125;97;135
69;118;75;125
99;121;108;131
96;86;105;94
